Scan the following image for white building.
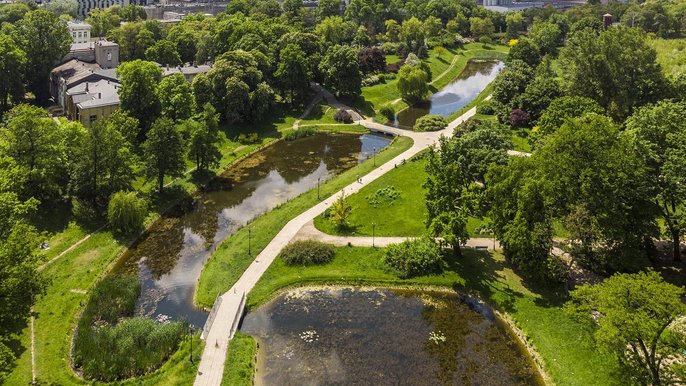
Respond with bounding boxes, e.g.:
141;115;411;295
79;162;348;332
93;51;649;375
68;21;91;44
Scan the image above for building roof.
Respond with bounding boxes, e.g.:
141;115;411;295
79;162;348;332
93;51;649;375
68;21;91;29
162;64;212;77
51;59;102;85
70;79;121;109
70;40;118;52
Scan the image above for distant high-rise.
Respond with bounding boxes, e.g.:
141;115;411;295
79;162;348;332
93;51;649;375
77;0;148;20
482;0;513;6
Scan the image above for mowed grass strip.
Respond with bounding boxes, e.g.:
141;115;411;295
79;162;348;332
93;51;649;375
246;246;619;386
195;136;414;308
221;332;257;386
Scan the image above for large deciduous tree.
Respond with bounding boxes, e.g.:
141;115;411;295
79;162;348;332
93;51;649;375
0;105;64;200
75;115;136;210
397;63;429;104
559;27;666;121
158;73;195;122
0;192;44;381
201;50;274;123
626;101;686;261
319;45;361;100
0;33;26;113
566;271;686;386
143;117;186;194
187;103;221;173
424;137;469;257
275;44;311;105
145;40;182;67
116;60;162;136
14;9;70;102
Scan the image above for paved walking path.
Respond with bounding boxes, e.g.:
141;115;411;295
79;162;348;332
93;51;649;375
293;220;501;250
193;96;481;385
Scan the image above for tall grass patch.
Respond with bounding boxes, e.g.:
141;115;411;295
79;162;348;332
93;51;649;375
73;275;187;381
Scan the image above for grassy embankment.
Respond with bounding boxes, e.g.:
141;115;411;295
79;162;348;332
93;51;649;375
195;136;414;308
5;103;372;385
357;43;508;121
245;246;619;386
313;155;492;237
221;332;257;386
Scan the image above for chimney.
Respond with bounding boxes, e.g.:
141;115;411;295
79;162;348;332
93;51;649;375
98;93;101;99
85;83;89;92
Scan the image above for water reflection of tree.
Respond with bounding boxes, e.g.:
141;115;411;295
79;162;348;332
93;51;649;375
421;293;539;386
127;216;185;279
421;294;475;385
271;134;361;183
460;60;499;78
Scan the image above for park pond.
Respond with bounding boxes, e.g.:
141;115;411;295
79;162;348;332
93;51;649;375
241;287;544;386
394;60;505;129
112;133;391;328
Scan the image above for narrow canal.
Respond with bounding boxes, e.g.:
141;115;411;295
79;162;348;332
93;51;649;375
242;288;544;385
113;133;391;328
394;60;505;129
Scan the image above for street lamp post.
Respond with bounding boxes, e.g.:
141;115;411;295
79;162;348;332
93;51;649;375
373;147;377;166
372;222;376;247
189;325;194;363
317;177;321;200
248;228;252;256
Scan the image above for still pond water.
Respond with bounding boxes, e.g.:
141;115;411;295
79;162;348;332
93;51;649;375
394;60;505;129
242;288;544;386
113;133;391;328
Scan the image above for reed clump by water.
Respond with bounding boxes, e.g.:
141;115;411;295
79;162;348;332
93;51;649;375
73;275;187;381
284;127;316;141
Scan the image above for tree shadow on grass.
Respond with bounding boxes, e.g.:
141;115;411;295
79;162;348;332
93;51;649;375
30;199;73;234
347;95;376;118
447;248;523;314
335;223;362;236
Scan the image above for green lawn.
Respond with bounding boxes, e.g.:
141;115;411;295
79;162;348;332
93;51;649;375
358;43;508;121
298;103;338;125
385;54;401;64
313;156;492;237
649;37;686;75
221;332;257;386
510;128;533;153
196;136;414;308
246;246;620;386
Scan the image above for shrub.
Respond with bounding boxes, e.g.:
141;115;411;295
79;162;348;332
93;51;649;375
237;132;259;144
413;114;447;132
380;105;395;121
479;36;493;46
73;275;187;381
284;127;316;141
383;237;443;278
334;109;354;123
476;101;496;115
509;108;531;128
329;191;352;229
108;191;147;234
362;75;381;87
385;60;405;73
366;185;400;208
280;240;335;266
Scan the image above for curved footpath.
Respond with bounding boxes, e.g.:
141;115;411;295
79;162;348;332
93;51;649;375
194;98;511;385
293;220;501;250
